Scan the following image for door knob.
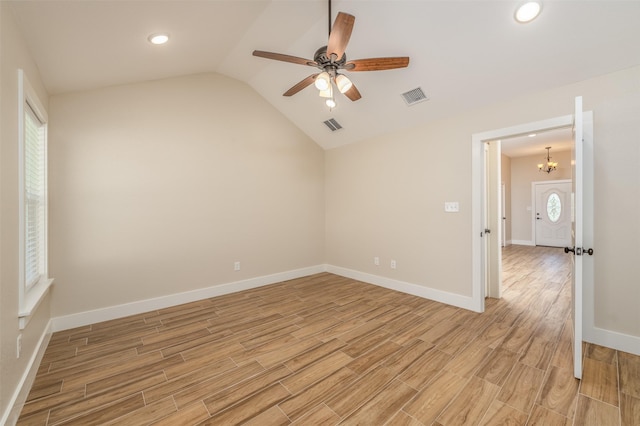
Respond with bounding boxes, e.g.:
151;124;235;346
565;247;594;256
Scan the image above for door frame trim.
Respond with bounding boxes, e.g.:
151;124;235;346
471;114;573;312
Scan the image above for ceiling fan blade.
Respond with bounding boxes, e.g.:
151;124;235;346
344;57;410;71
327;12;355;60
343;83;362;101
253;50;317;67
283;74;319;97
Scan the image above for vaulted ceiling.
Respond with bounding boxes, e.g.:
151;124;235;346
8;1;640;149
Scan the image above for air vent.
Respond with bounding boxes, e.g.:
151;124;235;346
323;118;342;131
401;87;428;106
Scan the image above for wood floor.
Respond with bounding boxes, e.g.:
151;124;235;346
17;245;640;425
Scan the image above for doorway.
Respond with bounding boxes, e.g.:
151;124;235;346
471;115;575;308
472;101;594;380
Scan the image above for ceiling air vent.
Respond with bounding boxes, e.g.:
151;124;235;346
323;118;342;131
401;87;428;106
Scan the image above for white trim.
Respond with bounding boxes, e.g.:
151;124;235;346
51;265;325;332
18;278;53;330
511;240;535;246
1;320;52;426
51;263;483;333
326;265;479;312
472;114;574;313
584;327;640;357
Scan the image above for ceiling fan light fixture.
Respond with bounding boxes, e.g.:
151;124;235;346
319;87;333;98
315;72;331;90
335;74;353;93
515;1;542;23
326;98;336;108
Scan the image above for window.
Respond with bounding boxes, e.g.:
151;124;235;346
546;192;561;223
18;69;52;328
24;102;46;289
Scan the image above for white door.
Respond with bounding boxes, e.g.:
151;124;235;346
485;141;501;298
570;96;584;379
501;183;506;247
483;144;490;297
534;181;572;247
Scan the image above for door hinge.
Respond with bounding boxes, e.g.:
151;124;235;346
484;228;491;234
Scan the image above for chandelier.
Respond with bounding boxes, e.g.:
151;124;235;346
538;146;558;173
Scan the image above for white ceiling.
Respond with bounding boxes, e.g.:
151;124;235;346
8;0;640;150
501;127;573;158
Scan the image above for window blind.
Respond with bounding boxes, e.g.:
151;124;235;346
24;102;46;290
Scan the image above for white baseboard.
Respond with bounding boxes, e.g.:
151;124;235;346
2;320;52;426
48;260;640;357
51;265;325;332
511;240;535;246
585;325;640;356
326;265;478;312
51;263;479;332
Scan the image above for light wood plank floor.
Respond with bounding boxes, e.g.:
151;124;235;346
17;245;640;425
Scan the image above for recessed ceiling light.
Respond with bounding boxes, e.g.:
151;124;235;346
515;1;542;23
528;133;537;137
148;33;169;45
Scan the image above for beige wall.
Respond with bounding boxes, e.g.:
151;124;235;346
325;122;473;296
509;150;572;244
48;73;325;317
326;65;640;339
0;3;52;422
501;154;511;244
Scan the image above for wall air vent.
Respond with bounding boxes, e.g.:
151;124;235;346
323;118;342;131
401;87;429;106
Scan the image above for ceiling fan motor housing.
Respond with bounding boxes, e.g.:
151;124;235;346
314;46;347;74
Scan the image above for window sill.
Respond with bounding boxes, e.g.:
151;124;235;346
19;278;54;330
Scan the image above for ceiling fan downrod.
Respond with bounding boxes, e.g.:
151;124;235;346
328;0;332;39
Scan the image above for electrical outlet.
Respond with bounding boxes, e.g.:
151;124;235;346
390;260;397;269
374;256;380;266
234;261;240;271
17;334;22;358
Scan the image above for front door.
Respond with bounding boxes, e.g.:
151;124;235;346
534;181;572;247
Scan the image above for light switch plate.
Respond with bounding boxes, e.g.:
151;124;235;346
444;202;459;212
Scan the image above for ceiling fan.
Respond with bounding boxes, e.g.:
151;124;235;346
252;1;409;106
